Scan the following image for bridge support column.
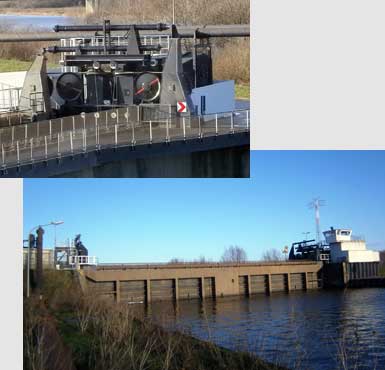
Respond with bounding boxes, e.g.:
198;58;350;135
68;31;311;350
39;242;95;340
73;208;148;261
200;277;205;300
146;279;151;303
287;273;291;292
116;280;120;303
267;274;272;295
247;275;251;296
175;278;179;301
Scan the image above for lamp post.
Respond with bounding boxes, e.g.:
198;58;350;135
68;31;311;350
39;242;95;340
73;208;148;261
26;220;64;298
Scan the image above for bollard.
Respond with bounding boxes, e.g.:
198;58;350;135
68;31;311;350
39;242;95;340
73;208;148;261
198;115;202;138
246;110;249;130
230;112;234;134
114;124;118;147
49;120;52;140
60;118;64;138
183;117;186;140
57;134;60;157
11;125;14;146
72;116;76;136
25;125;28;144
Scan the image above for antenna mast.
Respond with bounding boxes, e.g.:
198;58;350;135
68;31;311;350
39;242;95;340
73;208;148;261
308;198;326;244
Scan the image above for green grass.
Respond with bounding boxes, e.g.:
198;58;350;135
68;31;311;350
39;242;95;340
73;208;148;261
235;84;250;100
0;58;33;73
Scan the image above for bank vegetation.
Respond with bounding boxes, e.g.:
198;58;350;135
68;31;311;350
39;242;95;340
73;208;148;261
24;270;283;370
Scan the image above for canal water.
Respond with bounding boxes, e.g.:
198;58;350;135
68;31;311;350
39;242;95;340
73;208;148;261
141;288;385;370
0;14;73;31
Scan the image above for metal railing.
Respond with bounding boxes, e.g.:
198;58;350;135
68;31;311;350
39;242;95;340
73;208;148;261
0;83;22;113
0;107;249;169
70;255;98;266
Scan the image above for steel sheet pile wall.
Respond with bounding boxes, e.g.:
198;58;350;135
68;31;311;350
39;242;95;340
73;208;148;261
120;280;146;303
238;275;249;296
87;280;116;300
178;278;201;299
150;279;175;301
250;274;269;294
204;277;215;298
307;272;319;289
290;273;306;291
270;274;288;292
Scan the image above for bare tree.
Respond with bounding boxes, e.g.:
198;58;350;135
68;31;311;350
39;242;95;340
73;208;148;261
169;258;183;264
221;245;247;263
262;248;283;262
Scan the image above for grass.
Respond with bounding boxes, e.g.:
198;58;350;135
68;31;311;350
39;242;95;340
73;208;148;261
235;84;250;99
0;58;32;72
0;58;58;73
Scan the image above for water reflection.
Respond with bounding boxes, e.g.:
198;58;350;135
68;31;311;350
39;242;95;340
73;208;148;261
140;289;385;370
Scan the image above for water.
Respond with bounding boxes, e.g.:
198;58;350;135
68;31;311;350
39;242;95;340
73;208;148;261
142;289;385;370
0;14;73;31
236;99;250;110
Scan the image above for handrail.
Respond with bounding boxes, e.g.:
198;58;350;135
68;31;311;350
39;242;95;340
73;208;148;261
0;108;250;169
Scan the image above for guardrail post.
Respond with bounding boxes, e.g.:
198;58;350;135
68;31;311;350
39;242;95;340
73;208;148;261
215;113;218;136
149;120;152;144
44;136;48;160
70;131;73;154
16;140;20;165
166;118;170;143
246;110;249;130
126;107;129;128
183;117;186;140
30;138;33;163
72;116;75;136
82;129;87;152
114;124;118;148
1;144;5;167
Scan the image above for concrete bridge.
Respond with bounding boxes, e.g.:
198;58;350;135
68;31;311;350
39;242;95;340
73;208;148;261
79;261;323;303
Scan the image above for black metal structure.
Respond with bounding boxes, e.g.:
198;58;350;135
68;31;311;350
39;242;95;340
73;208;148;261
289;239;331;262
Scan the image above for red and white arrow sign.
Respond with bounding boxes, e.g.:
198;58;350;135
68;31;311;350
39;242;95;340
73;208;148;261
177;101;187;113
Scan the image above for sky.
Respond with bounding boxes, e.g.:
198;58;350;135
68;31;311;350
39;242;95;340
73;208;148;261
23;151;385;263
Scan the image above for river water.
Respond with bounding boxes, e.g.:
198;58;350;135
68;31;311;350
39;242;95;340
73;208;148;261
141;288;385;370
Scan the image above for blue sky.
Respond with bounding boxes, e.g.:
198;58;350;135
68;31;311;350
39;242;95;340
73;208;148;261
23;151;385;263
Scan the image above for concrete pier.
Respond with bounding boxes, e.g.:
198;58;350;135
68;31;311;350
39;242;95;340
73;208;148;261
80;261;323;303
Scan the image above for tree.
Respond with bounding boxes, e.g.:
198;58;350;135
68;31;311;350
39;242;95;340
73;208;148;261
221;245;247;263
262;248;283;262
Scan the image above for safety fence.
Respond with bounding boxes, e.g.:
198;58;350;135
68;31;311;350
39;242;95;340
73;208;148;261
0;107;249;169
